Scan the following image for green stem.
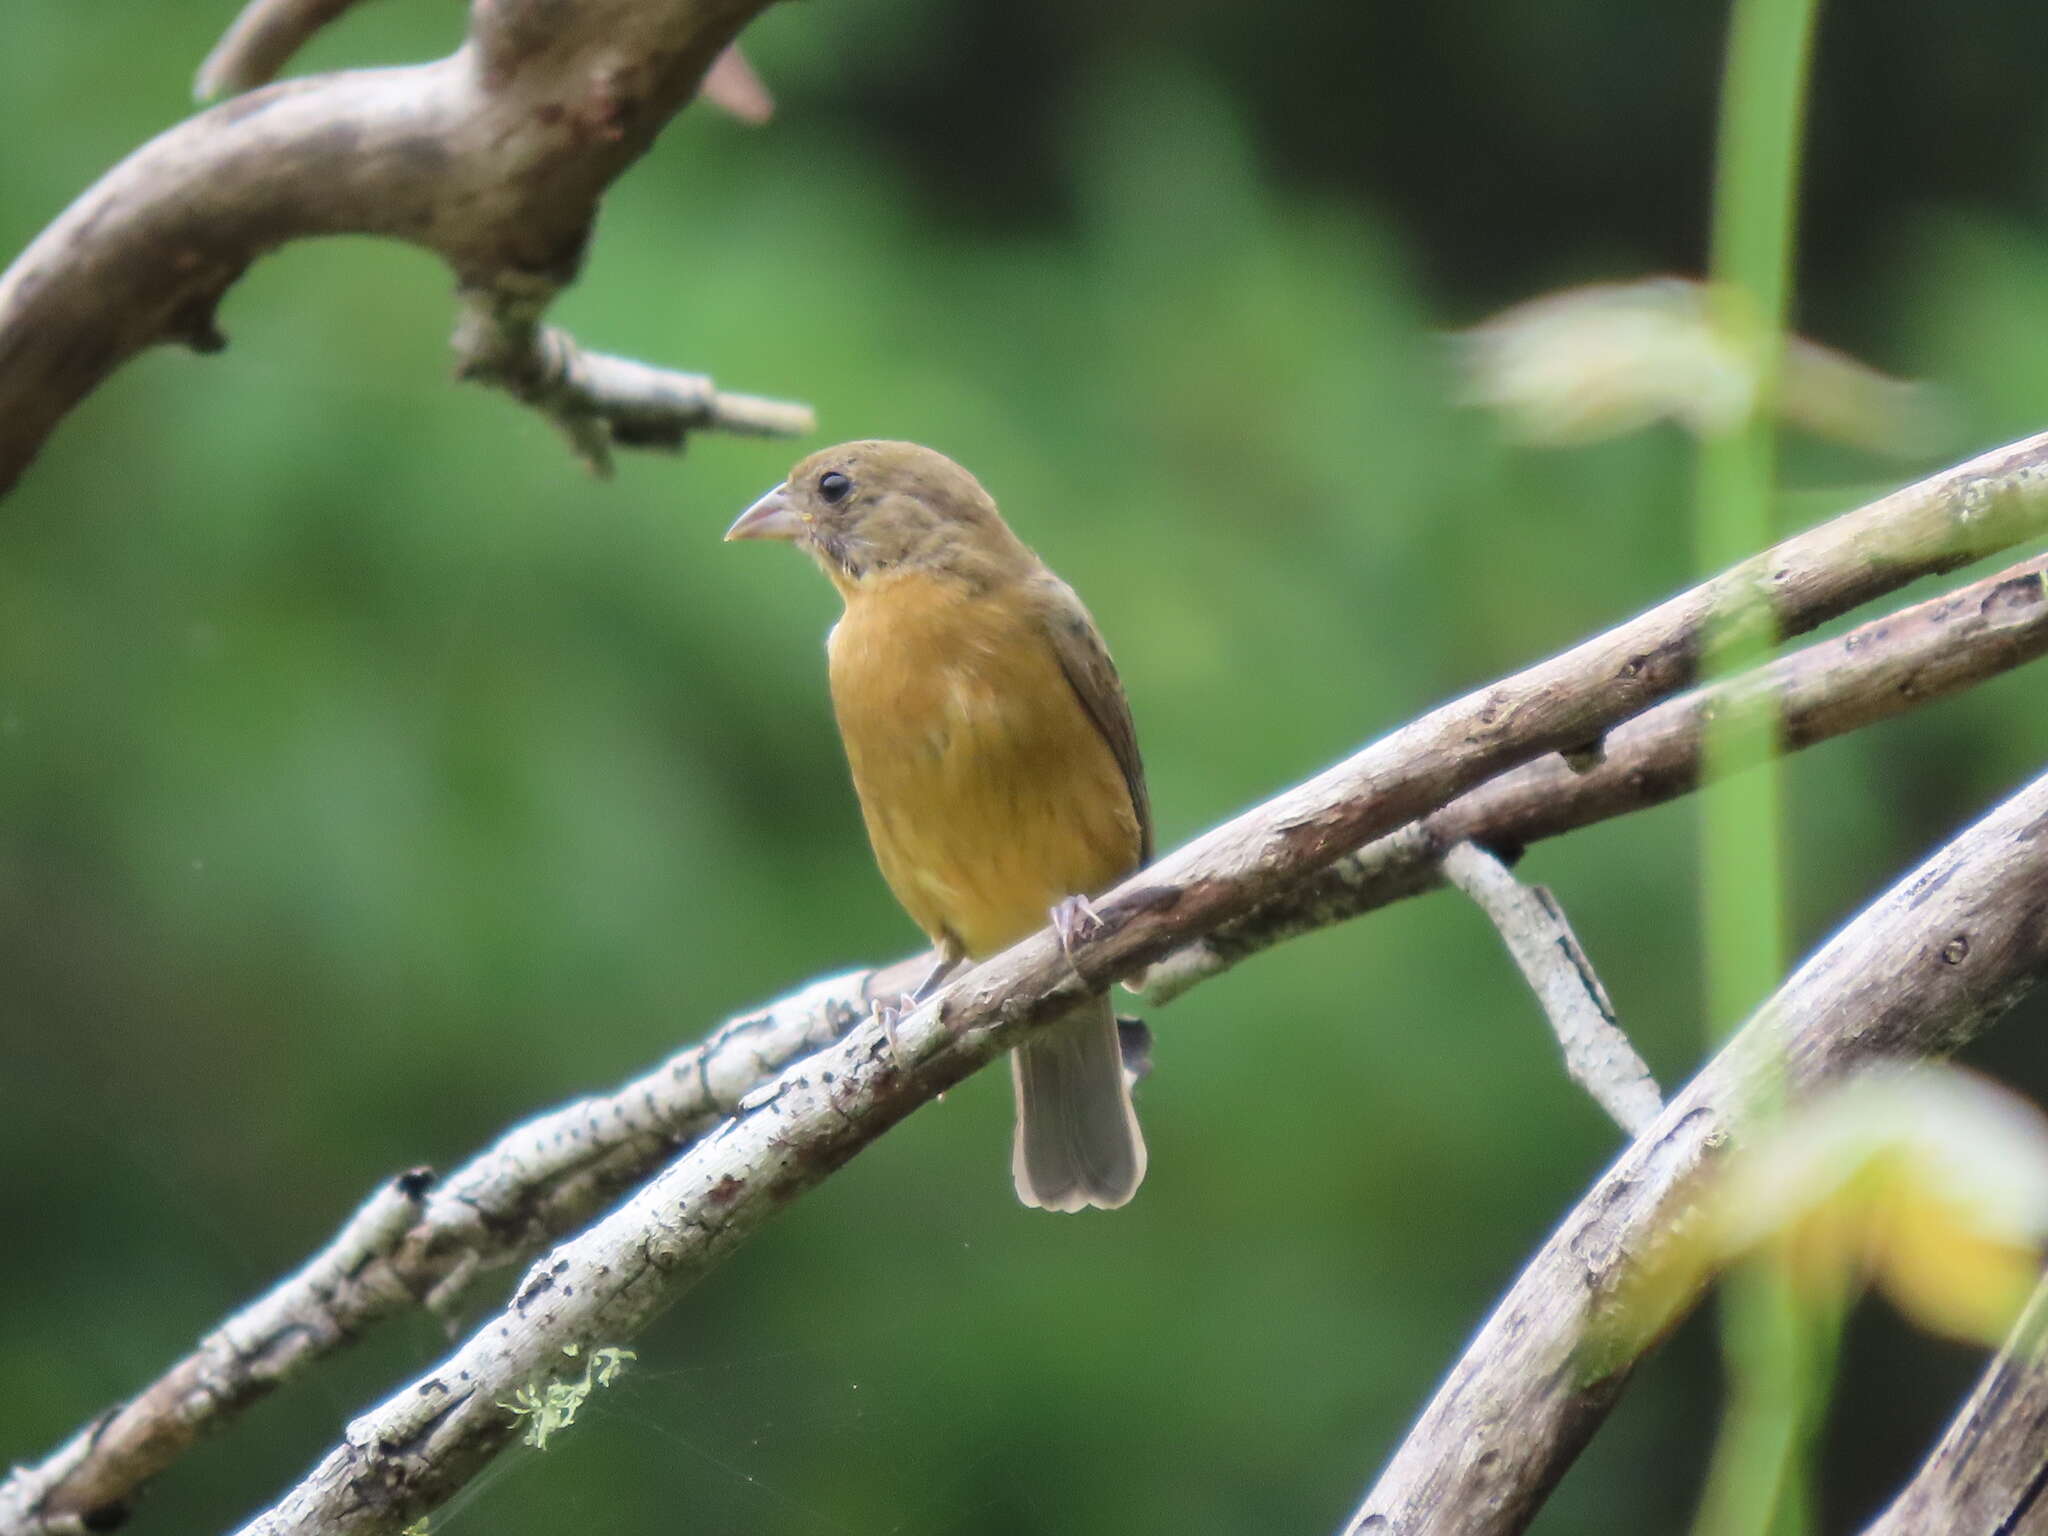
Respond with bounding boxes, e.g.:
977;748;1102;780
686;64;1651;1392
1694;1263;1843;1536
1691;0;1824;1532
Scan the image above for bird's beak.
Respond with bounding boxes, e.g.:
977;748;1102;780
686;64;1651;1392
724;483;804;542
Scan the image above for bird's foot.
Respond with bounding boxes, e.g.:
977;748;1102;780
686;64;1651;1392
1056;897;1105;991
1050;894;1107;961
869;993;915;1067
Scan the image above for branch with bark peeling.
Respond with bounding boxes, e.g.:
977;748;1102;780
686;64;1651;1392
10;431;2048;1534
1345;767;2048;1535
0;0;811;495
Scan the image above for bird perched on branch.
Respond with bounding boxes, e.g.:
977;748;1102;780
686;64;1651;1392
726;441;1150;1210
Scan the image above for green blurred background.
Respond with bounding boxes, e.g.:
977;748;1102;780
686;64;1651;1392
8;2;2048;1532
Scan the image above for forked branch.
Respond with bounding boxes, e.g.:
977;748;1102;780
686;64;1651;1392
1347;767;2048;1535
0;0;811;495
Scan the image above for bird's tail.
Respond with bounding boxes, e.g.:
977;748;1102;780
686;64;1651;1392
1010;994;1147;1211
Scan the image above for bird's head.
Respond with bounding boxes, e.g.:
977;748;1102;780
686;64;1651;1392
725;440;1029;594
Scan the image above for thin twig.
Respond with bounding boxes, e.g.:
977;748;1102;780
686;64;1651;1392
1347;765;2048;1536
0;0;806;496
193;0;379;99
195;0;777;131
1441;841;1661;1134
11;445;2048;1535
450;287;814;476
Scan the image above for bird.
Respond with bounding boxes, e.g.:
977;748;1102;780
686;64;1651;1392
726;440;1150;1211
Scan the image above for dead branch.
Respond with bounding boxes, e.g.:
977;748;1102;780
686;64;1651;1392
0;0;811;496
1347;765;2048;1535
193;0;376;99
10;435;2048;1534
1440;841;1660;1133
449;284;813;474
204;430;2048;1535
1859;1273;2048;1536
1142;547;2048;1004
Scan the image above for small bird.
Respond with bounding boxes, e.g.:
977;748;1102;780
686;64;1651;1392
727;441;1150;1211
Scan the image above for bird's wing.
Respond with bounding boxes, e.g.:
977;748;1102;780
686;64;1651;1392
1034;574;1153;865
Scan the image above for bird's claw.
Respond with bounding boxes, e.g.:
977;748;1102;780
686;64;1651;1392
870;992;914;1067
1050;894;1107;960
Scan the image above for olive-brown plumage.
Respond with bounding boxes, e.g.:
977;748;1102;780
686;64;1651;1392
727;441;1149;1210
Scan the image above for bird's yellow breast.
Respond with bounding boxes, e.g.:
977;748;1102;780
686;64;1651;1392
827;570;1142;959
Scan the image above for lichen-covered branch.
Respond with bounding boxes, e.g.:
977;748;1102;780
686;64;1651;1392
1858;1272;2048;1535
210;432;2048;1535
0;0;809;495
1347;766;2048;1536
1441;841;1661;1134
0;959;927;1536
11;438;2048;1535
1141;546;2048;1004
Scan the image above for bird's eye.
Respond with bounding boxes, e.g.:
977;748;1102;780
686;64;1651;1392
817;471;851;505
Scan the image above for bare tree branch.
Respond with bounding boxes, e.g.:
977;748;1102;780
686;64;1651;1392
198;431;2048;1535
0;0;810;496
1859;1273;2048;1536
11;436;2048;1533
1441;841;1661;1134
197;0;775;127
1347;766;2048;1535
449;284;813;475
0;958;927;1536
193;0;379;99
1142;548;2048;1004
